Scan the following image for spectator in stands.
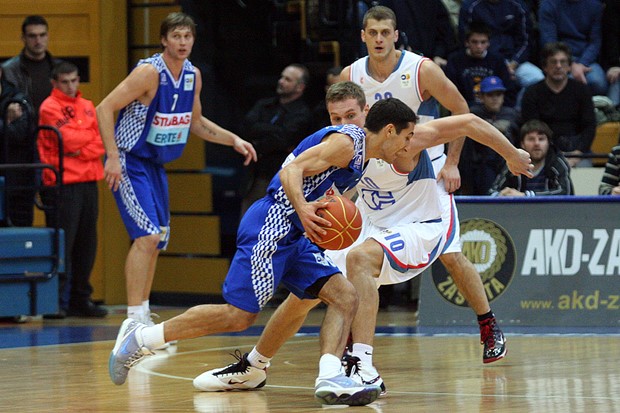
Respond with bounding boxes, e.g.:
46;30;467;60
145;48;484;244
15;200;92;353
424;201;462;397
445;22;517;107
521;42;596;167
240;63;313;213
490;119;574;196
312;66;342;130
538;0;608;96
38;62;107;318
0;68;36;227
380;0;459;68
599;144;620;195
458;0;544;94
602;0;620;107
1;15;60;226
461;76;519;194
2;15;62;114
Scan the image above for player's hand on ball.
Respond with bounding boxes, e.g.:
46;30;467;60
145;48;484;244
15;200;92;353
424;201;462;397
314;196;362;250
298;200;331;244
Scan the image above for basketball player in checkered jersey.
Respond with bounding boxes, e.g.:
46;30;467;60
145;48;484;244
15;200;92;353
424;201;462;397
193;81;533;395
107;88;422;404
97;14;255;344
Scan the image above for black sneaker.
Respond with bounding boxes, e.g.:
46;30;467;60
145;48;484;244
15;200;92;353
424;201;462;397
480;317;507;363
193;350;267;391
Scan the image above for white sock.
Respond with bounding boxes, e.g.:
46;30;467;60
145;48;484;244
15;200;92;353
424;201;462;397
247;347;271;369
141;322;166;350
127;305;144;321
142;300;150;314
352;343;374;366
317;353;344;380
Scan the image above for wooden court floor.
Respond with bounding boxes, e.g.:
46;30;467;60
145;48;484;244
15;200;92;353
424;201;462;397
1;307;619;413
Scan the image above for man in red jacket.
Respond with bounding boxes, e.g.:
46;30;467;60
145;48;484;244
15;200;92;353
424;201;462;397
38;61;107;318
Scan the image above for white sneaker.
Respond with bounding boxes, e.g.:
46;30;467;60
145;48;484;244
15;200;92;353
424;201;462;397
108;318;153;385
193;350;267;391
314;373;381;406
344;355;387;396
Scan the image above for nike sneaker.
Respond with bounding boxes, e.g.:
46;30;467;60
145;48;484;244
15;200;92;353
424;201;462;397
193;350;267;391
480;317;507;363
343;355;386;396
315;373;381;406
108;318;154;385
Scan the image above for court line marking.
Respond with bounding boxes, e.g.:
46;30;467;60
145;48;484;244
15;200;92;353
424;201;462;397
132;338;620;403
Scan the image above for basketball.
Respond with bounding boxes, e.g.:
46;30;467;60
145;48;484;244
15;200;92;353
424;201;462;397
315;195;363;250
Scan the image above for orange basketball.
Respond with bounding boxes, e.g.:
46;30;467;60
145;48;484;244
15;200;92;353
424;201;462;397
315;195;363;250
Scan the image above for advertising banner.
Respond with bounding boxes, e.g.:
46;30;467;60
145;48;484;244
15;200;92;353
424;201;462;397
419;197;620;327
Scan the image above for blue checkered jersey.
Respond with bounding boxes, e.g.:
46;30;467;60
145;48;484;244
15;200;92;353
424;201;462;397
266;124;367;231
114;53;196;164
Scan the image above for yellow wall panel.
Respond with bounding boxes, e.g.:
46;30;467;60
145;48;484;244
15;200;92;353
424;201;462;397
167;215;221;255
154;256;229;294
168;173;213;213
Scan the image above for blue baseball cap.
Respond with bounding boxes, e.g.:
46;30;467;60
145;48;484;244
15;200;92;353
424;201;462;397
479;76;506;93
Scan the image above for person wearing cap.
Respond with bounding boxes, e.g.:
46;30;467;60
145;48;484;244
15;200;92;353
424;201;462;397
460;75;519;194
489;119;574;196
445;22;517;107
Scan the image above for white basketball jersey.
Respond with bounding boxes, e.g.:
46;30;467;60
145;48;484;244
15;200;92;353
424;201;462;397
356;150;442;228
349;51;444;160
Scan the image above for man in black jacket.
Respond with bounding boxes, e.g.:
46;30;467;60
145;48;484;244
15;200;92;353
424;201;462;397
489;119;574;196
0;68;36;226
240;63;313;213
521;42;596;168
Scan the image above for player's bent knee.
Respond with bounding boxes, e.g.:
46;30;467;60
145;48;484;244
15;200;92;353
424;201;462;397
317;274;359;312
226;306;258;331
133;234;161;252
346;240;383;279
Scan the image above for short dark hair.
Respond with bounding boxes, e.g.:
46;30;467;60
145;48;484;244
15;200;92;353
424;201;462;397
363;6;397;30
160;12;196;40
52;61;78;80
466;22;491;40
326;66;342;78
541;42;572;66
326;81;366;109
22;15;48;34
288;63;310;86
365;98;418;134
520;119;553;142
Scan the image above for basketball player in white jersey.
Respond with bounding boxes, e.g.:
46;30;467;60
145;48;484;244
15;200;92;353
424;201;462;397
192;82;532;394
344;5;508;366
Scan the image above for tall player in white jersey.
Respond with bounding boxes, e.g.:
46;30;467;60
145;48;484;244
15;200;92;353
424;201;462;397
343;5;509;365
192;82;533;394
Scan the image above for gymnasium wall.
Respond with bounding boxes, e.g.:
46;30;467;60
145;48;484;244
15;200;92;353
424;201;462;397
0;0;129;304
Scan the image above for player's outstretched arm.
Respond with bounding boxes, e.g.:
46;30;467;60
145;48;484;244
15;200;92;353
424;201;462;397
415;114;534;178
